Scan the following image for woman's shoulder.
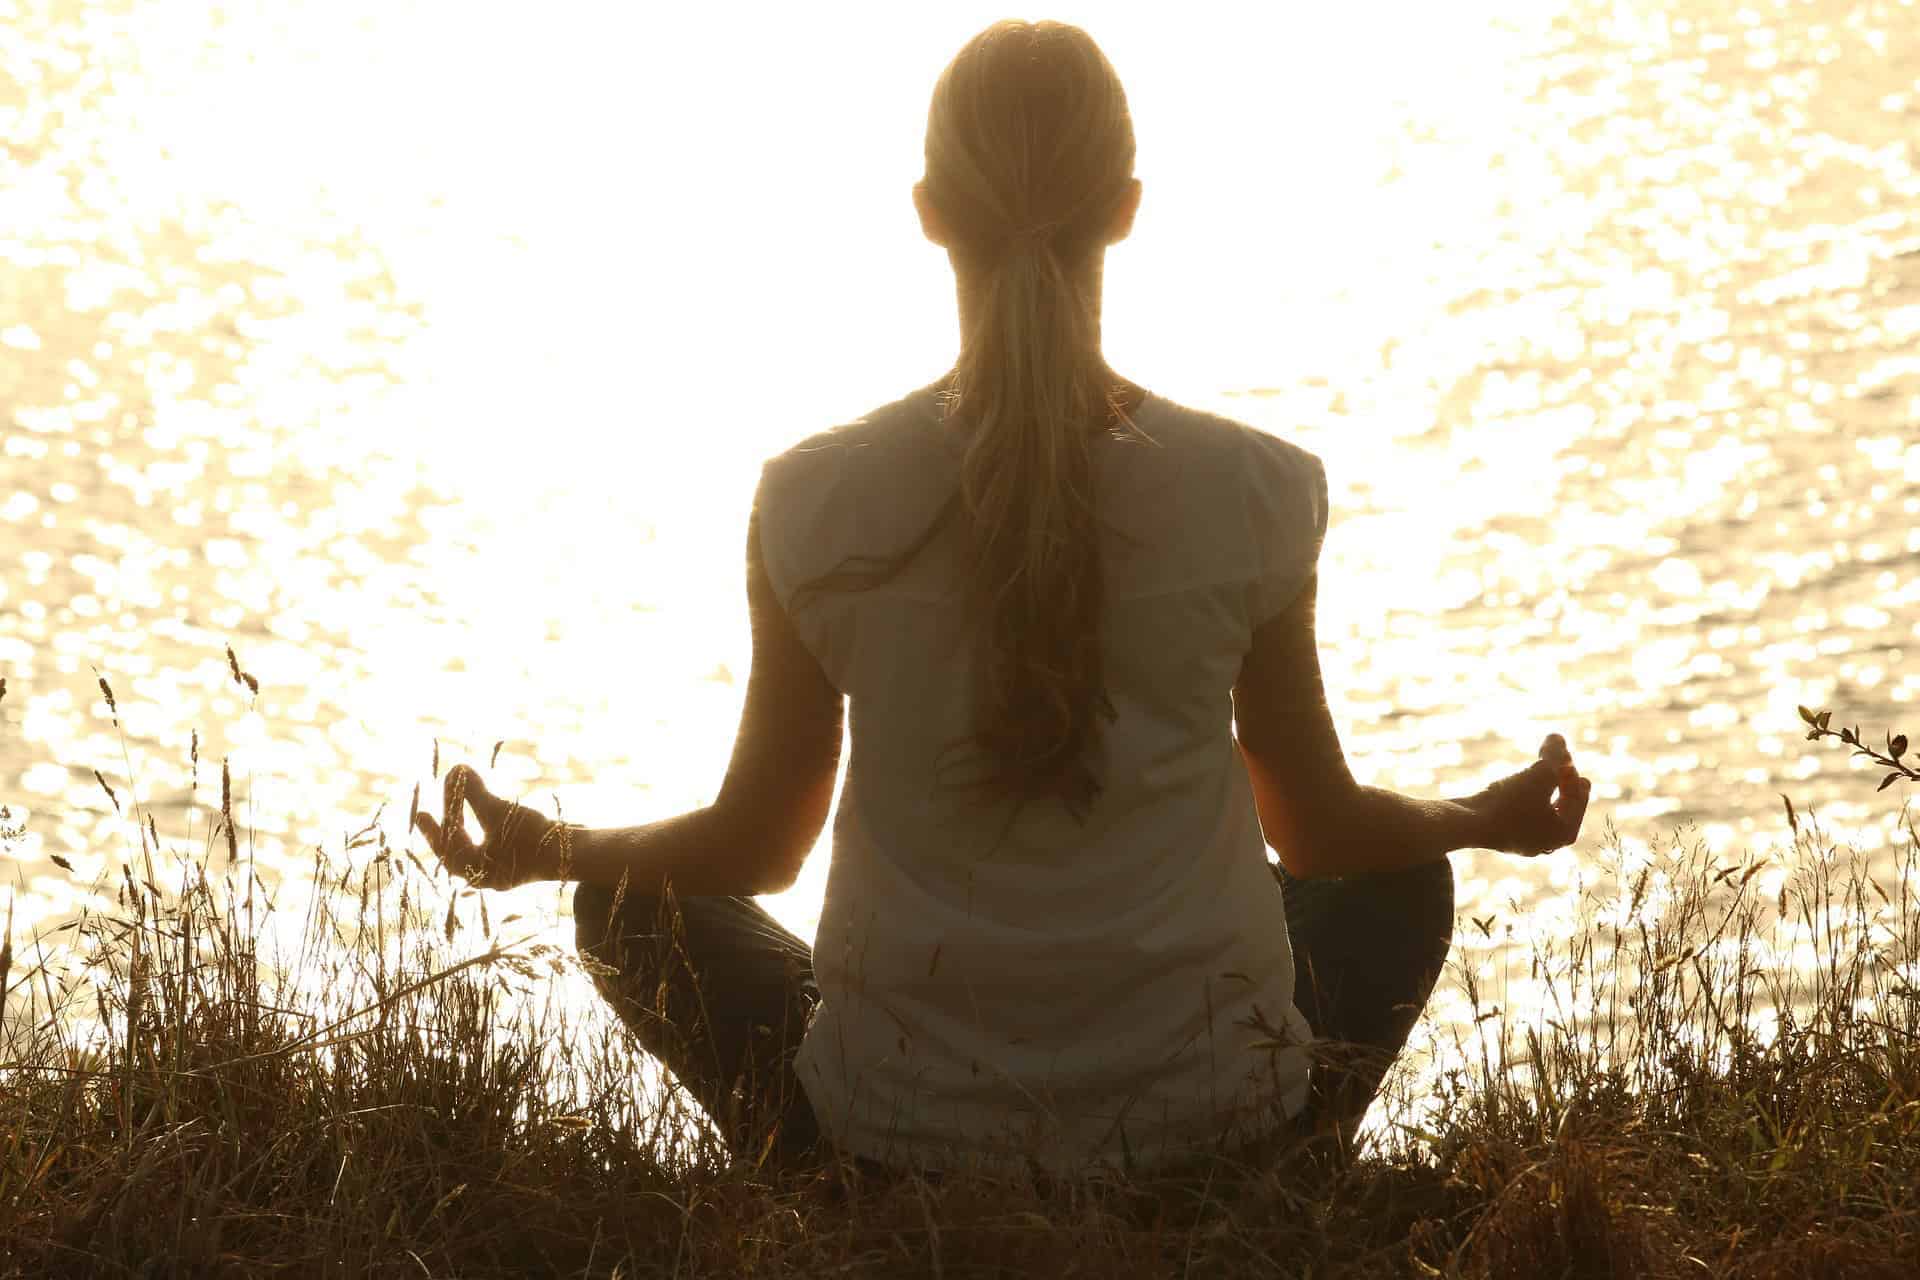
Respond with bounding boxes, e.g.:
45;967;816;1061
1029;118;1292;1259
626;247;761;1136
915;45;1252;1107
768;384;943;462
1131;392;1326;490
756;384;951;534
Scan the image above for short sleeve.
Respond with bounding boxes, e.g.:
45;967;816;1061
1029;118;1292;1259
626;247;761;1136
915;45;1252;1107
753;434;852;616
753;436;858;690
1241;431;1329;627
753;456;802;614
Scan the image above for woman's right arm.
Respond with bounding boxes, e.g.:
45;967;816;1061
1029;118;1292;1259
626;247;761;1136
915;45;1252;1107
1232;571;1590;878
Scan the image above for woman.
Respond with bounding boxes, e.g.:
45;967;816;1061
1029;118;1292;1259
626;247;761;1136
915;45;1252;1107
415;18;1590;1183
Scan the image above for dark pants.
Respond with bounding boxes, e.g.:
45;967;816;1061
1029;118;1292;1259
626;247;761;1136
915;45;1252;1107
572;855;1453;1181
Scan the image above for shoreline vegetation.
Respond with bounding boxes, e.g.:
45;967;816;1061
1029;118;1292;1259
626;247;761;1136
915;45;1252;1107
1;687;1918;1277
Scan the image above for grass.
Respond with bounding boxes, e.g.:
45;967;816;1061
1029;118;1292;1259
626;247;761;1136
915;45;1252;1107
4;714;1920;1277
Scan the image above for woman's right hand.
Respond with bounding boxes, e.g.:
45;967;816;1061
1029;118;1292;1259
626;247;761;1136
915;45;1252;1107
414;764;563;889
1467;734;1591;856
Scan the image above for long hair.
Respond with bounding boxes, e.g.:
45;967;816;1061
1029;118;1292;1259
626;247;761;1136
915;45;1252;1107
792;19;1152;829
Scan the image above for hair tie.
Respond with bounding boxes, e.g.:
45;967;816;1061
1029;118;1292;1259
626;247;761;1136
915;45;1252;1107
1004;221;1060;253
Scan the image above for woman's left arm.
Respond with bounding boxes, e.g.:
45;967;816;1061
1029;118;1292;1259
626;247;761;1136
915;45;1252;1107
414;508;846;896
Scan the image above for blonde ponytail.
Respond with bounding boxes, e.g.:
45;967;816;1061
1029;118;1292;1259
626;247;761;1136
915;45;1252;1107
794;19;1149;827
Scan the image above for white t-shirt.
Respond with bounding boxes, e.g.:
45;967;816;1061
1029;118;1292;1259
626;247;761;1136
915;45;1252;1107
753;377;1328;1177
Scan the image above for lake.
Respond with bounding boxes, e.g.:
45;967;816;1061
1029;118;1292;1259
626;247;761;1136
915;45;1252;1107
2;0;1916;1035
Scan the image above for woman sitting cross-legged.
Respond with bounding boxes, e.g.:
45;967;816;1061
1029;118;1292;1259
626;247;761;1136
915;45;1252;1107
414;17;1590;1187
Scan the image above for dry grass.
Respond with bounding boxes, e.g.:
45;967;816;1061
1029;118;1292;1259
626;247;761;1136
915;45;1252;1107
4;714;1920;1276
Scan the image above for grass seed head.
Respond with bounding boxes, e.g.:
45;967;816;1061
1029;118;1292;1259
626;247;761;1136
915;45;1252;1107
0;893;12;997
222;758;238;864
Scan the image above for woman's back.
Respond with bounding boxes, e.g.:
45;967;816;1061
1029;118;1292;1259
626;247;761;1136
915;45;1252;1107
413;15;1586;1189
755;376;1328;1175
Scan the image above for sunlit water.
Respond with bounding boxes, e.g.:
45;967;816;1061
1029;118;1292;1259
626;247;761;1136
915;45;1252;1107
3;0;1917;1066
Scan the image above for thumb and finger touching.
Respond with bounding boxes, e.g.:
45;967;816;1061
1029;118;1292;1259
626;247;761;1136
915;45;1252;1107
1489;734;1590;853
413;764;551;887
414;765;498;877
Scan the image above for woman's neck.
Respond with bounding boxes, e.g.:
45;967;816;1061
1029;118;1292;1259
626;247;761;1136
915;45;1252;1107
944;262;1144;414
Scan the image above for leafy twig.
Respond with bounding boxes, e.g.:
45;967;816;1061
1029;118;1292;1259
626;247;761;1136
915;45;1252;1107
1799;706;1915;792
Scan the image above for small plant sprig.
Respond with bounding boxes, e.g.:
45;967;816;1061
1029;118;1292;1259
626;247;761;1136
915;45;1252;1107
1800;705;1916;792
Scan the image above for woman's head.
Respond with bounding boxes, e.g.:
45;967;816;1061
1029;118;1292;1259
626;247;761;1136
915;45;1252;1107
913;20;1142;279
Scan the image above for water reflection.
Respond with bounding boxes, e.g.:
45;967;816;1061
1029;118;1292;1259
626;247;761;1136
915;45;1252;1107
2;1;1917;1049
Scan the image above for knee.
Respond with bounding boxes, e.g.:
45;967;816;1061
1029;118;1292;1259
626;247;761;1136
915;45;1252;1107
572;881;668;955
1408;856;1456;943
573;882;616;953
572;886;633;955
1416;853;1455;911
1408;858;1458;978
1366;857;1456;964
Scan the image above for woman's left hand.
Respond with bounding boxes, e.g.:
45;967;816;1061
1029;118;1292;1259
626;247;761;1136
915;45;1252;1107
414;764;563;889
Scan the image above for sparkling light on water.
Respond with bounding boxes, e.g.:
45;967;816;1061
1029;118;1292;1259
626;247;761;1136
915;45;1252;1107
2;0;1917;1053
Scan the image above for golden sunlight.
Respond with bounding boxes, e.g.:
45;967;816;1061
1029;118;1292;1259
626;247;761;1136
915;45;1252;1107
4;0;1916;1102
